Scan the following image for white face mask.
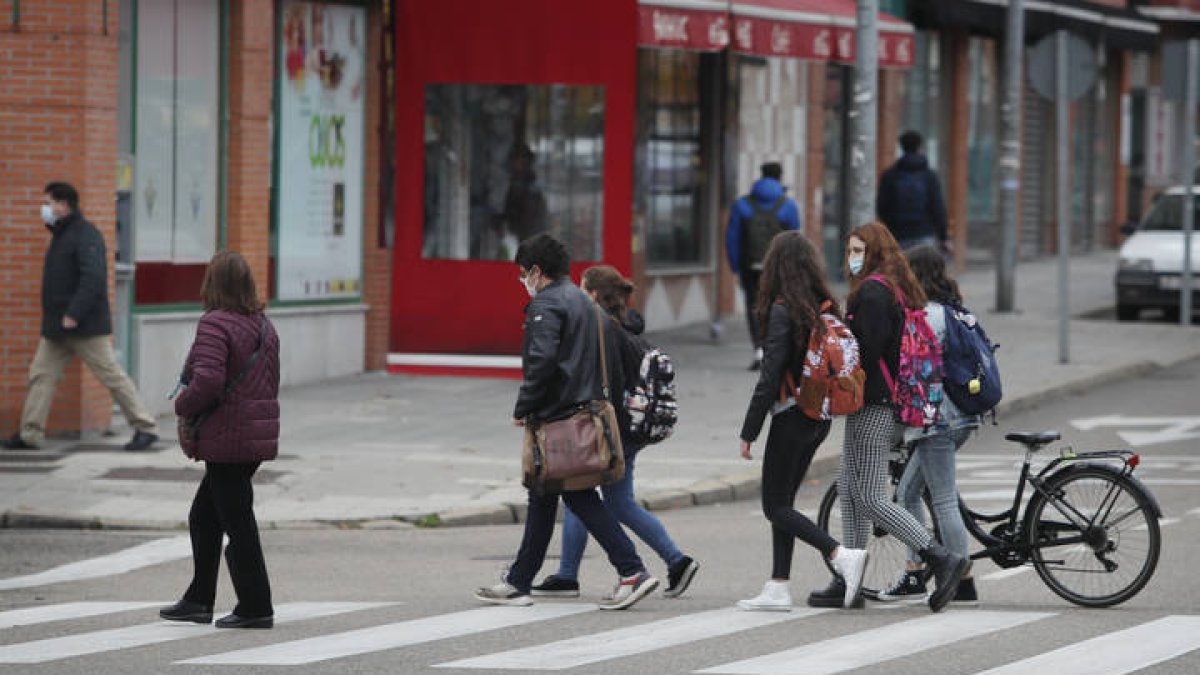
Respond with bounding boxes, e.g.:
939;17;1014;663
40;204;56;226
848;255;864;276
521;270;539;297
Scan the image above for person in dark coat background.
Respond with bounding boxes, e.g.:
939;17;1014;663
2;182;159;452
875;130;950;254
159;250;281;629
725;162;802;370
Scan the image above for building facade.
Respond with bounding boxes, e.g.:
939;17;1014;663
1;0;1195;437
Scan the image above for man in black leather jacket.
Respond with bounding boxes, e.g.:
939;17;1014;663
475;234;659;610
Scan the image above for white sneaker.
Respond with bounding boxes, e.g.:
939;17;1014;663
830;547;869;609
737;580;792;612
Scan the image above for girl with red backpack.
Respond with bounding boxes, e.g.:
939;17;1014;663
736;232;868;611
806;222;968;613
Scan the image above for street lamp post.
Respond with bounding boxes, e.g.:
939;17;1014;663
849;0;879;230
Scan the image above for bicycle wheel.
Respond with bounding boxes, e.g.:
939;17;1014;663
817;481;937;597
1026;467;1160;608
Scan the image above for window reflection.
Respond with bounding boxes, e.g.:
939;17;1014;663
423;84;605;261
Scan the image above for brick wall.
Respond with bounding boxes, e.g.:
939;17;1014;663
0;0;121;436
226;0;274;298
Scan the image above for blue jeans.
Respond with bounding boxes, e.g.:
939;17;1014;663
556;447;684;580
505;487;644;594
897;428;971;563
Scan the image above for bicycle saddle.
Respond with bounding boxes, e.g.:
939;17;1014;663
1004;431;1061;447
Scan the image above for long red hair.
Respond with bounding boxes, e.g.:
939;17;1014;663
844;221;926;310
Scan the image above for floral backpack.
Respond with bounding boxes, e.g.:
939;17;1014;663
789;301;866;420
624;346;678;445
868;275;944;428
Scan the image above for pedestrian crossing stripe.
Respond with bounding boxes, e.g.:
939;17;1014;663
696;610;1053;675
1;602;1198;672
0;536;190;591
436;607;831;670
0;602;388;664
974;616;1200;675
0;602;161;630
177;604;593;665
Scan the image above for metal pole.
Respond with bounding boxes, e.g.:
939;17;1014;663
1056;31;1070;363
997;0;1024;312
849;0;878;229
1181;39;1197;326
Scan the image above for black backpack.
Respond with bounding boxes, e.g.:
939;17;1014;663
893;170;931;225
743;196;786;269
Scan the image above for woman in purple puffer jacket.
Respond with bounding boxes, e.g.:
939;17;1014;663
159;250;281;630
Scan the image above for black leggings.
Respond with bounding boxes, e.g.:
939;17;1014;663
761;409;838;579
183;461;272;617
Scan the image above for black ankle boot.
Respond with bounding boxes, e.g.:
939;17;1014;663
806;577;863;609
159;600;213;624
919;544;971;613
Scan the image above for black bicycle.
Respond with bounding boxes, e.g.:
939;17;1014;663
817;430;1162;608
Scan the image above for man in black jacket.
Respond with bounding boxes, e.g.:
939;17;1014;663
2;183;159;452
876;131;950;254
475;233;659;610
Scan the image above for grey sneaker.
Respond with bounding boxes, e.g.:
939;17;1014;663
474;581;532;606
598;572;659;610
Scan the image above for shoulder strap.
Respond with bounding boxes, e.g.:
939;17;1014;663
768;195;787;216
866;273;905;308
594;304;610;399
214;314;268;408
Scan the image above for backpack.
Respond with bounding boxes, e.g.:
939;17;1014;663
624;346;678;445
941;302;1002;417
868;275;944;428
894;169;931;225
743;196;787;269
791;302;866;421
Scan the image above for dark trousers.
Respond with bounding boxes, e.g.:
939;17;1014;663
741;270;762;348
761;409;838;579
183;461;272;617
506;487;644;593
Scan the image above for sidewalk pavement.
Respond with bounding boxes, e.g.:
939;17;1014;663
2;250;1197;530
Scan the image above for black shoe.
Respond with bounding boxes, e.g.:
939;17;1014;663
952;577;979;606
215;613;274;629
530;574;580;598
806;578;863;609
159;601;213;624
124;430;158;451
920;544;971;613
664;556;699;598
875;569;928;604
1;433;36;450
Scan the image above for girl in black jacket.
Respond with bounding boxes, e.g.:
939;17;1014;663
737;232;867;611
806;222;968;613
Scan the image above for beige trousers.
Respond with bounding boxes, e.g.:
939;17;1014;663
19;335;158;446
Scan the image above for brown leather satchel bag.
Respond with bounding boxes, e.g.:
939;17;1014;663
522;305;625;494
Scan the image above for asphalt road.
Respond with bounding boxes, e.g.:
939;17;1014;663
1;359;1198;675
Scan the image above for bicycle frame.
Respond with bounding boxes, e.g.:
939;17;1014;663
958;446;1154;566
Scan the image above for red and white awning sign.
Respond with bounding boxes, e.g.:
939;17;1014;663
638;0;914;68
638;0;731;51
731;0;914;67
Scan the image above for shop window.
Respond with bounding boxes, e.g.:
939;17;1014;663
422;84;606;262
636;49;705;267
275;1;367;301
899;31;942;169
132;0;221;304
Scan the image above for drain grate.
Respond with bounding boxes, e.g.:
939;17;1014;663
0;465;57;474
0;452;64;463
62;443;166;454
98;467;285;483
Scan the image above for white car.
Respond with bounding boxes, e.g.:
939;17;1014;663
1115;186;1200;321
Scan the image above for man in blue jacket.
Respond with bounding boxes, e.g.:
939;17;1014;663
725;162;802;370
